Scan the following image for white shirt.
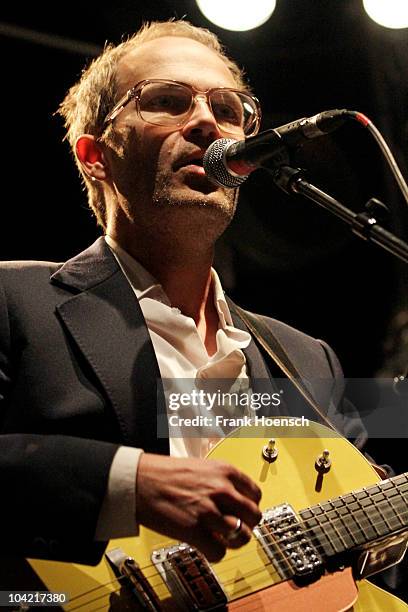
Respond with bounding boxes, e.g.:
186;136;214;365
95;236;251;539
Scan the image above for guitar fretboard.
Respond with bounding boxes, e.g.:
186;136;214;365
299;472;408;558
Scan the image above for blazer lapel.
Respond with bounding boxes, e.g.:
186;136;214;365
51;238;169;454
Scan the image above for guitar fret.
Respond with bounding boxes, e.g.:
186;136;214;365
373;501;394;532
351;509;377;541
332;515;356;548
299;512;337;557
301;473;408;559
325;511;349;551
356;490;369;500
367;482;407;536
319;533;337;557
393;474;408;485
359;496;386;534
381;504;403;531
341;492;374;545
302;512;349;557
330;506;364;549
381;479;394;488
393;497;408;524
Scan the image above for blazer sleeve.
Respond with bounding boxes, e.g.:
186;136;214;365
0;277;118;564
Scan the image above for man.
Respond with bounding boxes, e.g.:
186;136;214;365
0;20;364;566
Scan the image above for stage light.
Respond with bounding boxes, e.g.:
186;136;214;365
196;0;276;31
362;0;408;29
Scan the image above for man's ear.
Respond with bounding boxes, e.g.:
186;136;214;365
75;135;109;181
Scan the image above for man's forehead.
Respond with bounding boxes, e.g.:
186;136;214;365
116;36;237;92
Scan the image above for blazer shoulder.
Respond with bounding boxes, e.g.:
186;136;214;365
0;260;62;272
256;312;319;345
254;312;342;379
0;261;64;306
0;260;62;282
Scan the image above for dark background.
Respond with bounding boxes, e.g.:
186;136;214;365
1;0;407;379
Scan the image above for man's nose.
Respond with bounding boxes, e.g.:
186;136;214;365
182;96;222;144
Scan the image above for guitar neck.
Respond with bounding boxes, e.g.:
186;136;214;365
299;472;408;558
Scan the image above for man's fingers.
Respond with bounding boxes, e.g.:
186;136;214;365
214;489;262;528
136;454;263;562
212;515;253;549
228;466;262;504
203;512;251;545
192;529;227;562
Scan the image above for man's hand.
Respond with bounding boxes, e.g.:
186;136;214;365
136;454;262;562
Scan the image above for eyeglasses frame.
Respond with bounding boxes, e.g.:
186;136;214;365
103;78;262;136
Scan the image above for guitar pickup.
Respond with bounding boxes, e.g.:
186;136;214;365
254;504;323;583
151;542;228;611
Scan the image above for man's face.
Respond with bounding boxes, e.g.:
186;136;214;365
103;37;243;237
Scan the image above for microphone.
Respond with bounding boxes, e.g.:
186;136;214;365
203;109;350;188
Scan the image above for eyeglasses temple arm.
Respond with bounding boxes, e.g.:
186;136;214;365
104;87;136;124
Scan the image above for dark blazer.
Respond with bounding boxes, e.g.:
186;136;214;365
0;237;365;563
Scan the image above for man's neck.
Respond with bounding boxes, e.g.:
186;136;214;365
163;266;220;357
108;231;220;356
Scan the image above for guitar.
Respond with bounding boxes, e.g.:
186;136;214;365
9;421;408;610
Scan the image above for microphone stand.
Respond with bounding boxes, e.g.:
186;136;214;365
271;165;408;264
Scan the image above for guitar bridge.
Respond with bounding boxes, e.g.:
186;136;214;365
152;542;228;611
106;547;161;611
254;504;323;583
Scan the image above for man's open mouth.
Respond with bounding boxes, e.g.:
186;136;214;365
174;155;205;171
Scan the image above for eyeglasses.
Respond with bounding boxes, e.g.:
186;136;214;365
103;79;261;137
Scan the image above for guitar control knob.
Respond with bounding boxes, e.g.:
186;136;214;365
262;438;278;462
315;449;331;473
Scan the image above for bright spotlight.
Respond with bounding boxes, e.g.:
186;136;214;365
362;0;408;29
196;0;276;32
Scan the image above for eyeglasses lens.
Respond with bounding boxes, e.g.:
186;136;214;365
138;82;257;135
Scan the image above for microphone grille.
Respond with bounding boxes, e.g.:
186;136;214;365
203;138;248;189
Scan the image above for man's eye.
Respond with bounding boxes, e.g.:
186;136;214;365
214;104;241;124
150;95;174;108
143;95;187;113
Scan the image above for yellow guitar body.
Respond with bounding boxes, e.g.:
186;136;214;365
26;422;408;610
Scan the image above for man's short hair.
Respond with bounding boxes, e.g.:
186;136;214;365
57;20;248;229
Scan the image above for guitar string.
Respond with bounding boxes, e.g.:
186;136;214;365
64;533;293;609
65;561;275;611
65;516;407;612
64;505;408;611
67;527;364;612
141;495;408;590
127;499;408;594
136;494;408;577
66;575;131;609
67;592;117;612
64;490;408;607
76;604;109;612
127;492;408;580
64;549;279;609
65;571;171;612
65;557;286;612
66;498;408;606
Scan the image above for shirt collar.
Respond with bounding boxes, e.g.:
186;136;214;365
105;235;234;329
105;235;169;303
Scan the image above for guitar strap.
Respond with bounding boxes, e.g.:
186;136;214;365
228;299;342;437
